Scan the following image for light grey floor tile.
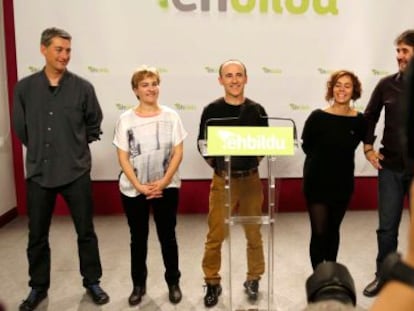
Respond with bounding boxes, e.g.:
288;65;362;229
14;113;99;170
0;210;409;310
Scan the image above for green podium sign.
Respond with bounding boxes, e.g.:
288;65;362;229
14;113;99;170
207;126;294;156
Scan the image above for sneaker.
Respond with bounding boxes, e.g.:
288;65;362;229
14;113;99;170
204;283;222;308
244;280;259;301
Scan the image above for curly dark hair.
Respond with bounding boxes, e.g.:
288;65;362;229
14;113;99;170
325;70;362;102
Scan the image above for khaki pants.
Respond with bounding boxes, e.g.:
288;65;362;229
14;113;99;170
202;171;265;284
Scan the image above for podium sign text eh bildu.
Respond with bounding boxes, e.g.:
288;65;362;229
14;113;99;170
206;126;294;156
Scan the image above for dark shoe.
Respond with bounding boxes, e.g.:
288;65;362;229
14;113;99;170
168;284;182;304
86;284;110;305
363;277;384;297
128;286;146;306
204;283;222;308
19;289;47;311
244;280;259;301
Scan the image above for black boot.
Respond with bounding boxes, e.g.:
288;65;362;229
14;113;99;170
168;284;182;304
204;283;222;308
19;289;47;311
128;286;146;306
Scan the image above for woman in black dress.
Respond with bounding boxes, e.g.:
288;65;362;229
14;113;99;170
302;70;366;269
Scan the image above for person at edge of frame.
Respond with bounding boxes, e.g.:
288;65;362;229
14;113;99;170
362;29;414;298
12;27;109;311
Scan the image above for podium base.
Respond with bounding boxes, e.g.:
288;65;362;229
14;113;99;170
226;216;274;225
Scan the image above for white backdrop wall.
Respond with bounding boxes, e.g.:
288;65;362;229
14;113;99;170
12;0;414;180
0;0;17;215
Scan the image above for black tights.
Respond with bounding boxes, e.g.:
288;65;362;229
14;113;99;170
307;201;348;270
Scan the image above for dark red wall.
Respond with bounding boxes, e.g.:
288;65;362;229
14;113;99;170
39;177;379;215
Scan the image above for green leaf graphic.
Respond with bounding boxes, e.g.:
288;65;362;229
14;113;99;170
158;0;168;9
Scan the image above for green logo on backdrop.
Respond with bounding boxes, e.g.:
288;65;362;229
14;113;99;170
207;126;294;156
28;66;41;73
289;103;310;111
88;66;109;73
205;66;219;73
262;67;283;74
372;69;389;76
159;0;338;15
116;103;134;111
157;67;169;73
173;102;197;111
317;68;334;74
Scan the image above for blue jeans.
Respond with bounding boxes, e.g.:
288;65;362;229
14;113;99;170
376;167;412;272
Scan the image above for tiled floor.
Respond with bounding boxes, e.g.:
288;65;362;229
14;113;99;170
0;210;410;311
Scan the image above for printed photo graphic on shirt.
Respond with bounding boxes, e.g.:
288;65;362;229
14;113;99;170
127;120;173;184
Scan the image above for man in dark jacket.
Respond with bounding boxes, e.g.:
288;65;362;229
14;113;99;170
13;27;109;311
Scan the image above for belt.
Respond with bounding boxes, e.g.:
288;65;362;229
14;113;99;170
215;168;258;178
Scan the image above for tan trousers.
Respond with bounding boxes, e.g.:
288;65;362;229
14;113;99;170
202;171;265;284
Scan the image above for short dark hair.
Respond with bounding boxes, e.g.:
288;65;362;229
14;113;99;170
325;70;362;102
218;59;247;77
40;27;71;47
395;29;414;48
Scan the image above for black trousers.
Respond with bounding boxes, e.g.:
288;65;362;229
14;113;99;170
307;200;349;270
26;173;102;290
121;188;181;287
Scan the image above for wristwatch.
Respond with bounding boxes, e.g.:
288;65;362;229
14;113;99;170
380;252;414;287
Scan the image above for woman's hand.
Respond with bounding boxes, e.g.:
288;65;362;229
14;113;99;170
137;183;163;199
145;178;170;199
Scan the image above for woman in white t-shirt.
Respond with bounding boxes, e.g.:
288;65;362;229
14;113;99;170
113;66;187;306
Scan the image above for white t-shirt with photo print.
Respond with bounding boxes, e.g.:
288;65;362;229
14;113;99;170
113;105;187;197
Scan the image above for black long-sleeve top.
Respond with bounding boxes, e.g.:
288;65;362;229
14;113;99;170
13;69;103;187
363;73;407;171
197;97;268;171
302;109;366;204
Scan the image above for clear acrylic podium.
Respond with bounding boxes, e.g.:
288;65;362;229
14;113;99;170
223;154;277;311
204;120;297;311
